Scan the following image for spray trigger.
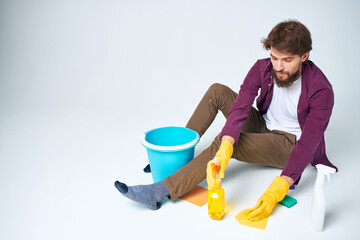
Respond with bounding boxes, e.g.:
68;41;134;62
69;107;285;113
315;164;336;185
211;157;220;172
213;157;220;166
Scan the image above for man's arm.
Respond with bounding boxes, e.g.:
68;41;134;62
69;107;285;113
220;60;262;142
281;85;334;184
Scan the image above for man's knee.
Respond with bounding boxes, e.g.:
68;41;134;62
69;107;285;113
207;83;231;98
208;83;228;92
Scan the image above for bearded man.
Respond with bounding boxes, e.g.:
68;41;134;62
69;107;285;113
115;20;337;221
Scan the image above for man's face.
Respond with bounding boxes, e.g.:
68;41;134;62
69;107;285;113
270;47;309;87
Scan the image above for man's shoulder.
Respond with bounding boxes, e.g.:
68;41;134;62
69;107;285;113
303;60;333;94
303;60;328;77
303;61;330;83
255;58;272;74
256;57;271;67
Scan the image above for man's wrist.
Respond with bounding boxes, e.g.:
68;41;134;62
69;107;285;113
221;135;235;145
280;175;294;187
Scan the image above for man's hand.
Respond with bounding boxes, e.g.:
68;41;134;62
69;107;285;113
206;160;218;190
246;176;290;221
206;139;233;189
215;140;233;178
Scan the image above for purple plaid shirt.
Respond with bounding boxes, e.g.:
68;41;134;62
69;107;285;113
220;58;337;184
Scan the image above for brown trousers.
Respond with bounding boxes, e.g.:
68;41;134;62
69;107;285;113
163;83;297;200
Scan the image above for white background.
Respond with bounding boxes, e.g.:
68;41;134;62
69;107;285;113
1;0;359;239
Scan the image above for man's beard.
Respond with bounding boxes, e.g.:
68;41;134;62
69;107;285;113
272;67;301;87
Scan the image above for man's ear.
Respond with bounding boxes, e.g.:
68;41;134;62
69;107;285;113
302;52;310;62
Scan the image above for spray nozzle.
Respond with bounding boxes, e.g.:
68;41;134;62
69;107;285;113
315;164;336;185
211;157;221;184
211;157;220;172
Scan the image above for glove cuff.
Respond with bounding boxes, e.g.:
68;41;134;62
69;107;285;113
215;140;233;160
273;176;290;189
266;176;289;202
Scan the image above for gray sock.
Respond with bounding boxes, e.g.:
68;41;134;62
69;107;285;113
114;180;170;210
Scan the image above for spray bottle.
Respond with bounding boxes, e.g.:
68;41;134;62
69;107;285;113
310;164;336;231
208;157;225;220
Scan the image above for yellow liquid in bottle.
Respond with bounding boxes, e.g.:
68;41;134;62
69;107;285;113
208;184;225;220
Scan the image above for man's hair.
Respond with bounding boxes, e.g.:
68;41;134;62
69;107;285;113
262;20;312;58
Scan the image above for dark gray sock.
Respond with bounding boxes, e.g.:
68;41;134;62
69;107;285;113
114;180;170;210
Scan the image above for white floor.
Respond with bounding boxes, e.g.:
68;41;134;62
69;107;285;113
0;113;359;240
1;1;360;239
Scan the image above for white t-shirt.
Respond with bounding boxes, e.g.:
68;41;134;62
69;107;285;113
263;77;302;140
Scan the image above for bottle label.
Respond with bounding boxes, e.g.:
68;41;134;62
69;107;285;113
211;193;219;198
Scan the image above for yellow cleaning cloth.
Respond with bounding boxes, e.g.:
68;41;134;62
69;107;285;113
235;209;269;230
179;185;208;207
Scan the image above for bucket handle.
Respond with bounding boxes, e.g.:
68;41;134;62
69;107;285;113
141;135;199;151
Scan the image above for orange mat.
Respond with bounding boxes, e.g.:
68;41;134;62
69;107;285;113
179;185;208;207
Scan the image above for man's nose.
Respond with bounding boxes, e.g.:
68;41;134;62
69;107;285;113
275;61;284;71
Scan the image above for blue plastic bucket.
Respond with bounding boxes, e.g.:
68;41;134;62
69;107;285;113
141;126;200;182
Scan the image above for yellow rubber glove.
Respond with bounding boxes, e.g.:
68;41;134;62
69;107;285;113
247;176;289;222
215;140;233;178
206;140;233;189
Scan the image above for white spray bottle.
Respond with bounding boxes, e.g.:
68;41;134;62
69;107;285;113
310;164;336;232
